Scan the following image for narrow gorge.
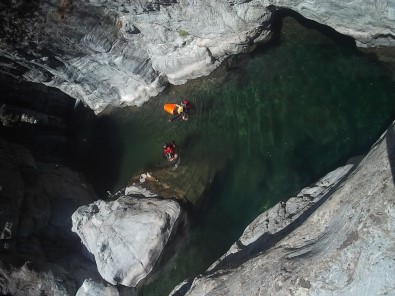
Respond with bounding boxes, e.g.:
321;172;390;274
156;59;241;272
0;1;394;295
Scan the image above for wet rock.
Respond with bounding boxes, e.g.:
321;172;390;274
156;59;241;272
171;122;395;295
129;160;216;206
71;191;183;287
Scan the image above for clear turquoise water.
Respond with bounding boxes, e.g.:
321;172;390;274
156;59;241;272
68;16;395;295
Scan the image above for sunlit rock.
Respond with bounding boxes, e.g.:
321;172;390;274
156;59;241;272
0;0;271;113
76;278;119;296
1;1;393;112
71;191;183;287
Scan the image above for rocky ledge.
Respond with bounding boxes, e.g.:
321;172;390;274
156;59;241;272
171;121;395;295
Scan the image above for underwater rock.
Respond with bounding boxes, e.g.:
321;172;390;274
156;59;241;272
71;191;183;287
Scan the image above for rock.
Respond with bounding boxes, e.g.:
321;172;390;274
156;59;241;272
171;122;395;295
0;136;99;294
273;0;395;47
0;138;35;243
76;278;120;296
128;158;218;206
0;261;76;296
0;1;272;113
71;191;183;287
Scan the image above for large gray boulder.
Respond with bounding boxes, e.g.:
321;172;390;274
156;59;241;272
171;122;395;295
71;190;183;287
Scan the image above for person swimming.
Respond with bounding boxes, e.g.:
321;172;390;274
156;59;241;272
168;99;191;122
162;141;178;161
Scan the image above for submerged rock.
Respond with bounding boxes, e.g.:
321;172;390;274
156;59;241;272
71;191;184;287
171;122;395;295
129;163;214;206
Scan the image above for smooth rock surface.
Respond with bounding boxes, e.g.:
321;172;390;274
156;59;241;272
171;122;395;295
72;192;183;287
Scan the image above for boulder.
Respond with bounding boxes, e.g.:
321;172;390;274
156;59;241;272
72;191;183;287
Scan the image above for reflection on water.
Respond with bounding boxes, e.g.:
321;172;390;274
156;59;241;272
70;15;395;295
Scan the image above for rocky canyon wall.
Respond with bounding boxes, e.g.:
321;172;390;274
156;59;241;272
1;0;393;113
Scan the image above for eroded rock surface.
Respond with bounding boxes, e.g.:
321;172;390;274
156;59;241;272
72;191;183;287
0;0;272;113
3;0;393;113
171;122;395;295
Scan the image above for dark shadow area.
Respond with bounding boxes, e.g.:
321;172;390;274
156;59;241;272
64;103;123;198
0;73;75;161
0;71;123;198
267;7;356;49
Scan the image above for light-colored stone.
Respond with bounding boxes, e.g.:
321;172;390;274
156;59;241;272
76;278;119;296
72;193;182;287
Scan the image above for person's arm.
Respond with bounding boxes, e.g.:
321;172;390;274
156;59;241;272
168;113;182;122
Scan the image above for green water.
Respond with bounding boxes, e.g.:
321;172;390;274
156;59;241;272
69;16;395;295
